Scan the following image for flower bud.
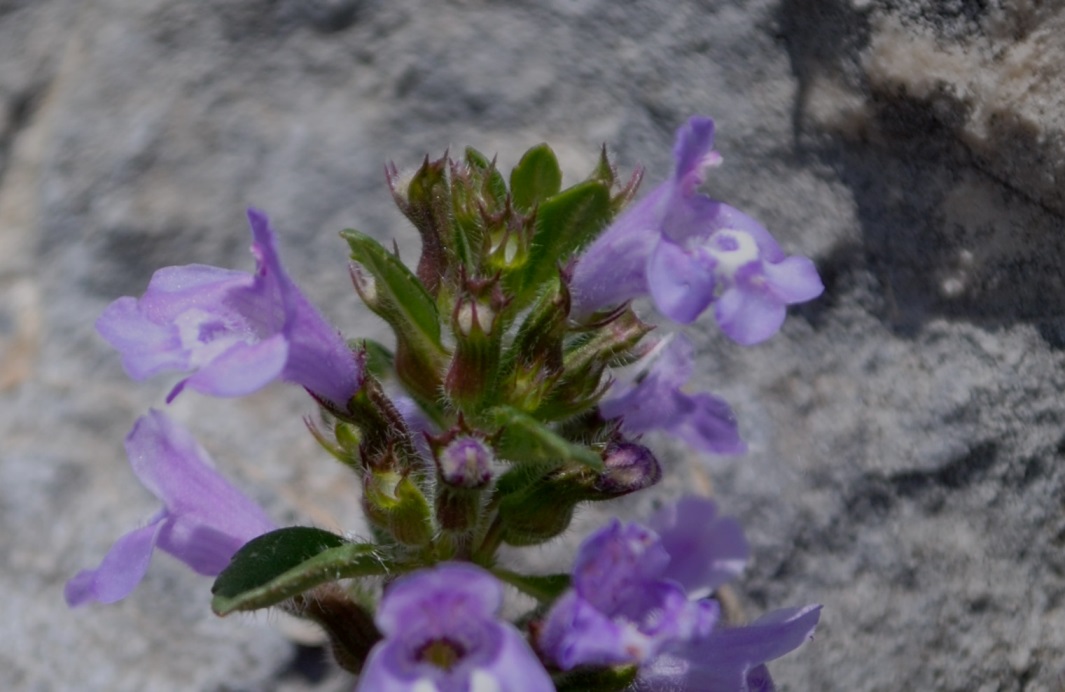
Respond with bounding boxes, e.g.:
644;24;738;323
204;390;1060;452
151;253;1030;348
437;436;494;489
592;442;662;496
496;464;585;546
432;436;493;542
507;276;568;374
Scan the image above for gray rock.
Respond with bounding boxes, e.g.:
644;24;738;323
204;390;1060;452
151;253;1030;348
2;0;1064;689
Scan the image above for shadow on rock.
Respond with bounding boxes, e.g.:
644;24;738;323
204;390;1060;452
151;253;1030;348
777;0;1065;339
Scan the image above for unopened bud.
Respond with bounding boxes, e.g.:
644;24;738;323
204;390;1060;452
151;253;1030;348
593;442;661;497
437;436;493;489
432;435;493;539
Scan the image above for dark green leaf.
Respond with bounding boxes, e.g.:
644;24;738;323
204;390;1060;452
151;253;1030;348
509;144;562;212
211;527;388;615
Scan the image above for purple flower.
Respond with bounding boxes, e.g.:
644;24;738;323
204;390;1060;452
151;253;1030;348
96;208;362;407
634;605;823;692
595;441;662;496
65;410;275;606
600;334;745;456
538;519;719;670
357;562;553;692
541;496;821;687
637;498;819;691
571;115;823;345
647;495;749;598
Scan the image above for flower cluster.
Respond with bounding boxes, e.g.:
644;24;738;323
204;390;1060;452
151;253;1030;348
68;117;823;690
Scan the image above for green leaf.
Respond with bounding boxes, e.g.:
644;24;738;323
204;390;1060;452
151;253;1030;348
342;230;443;348
211;527;389;615
492;568;570;604
464;145;491;170
342;231;447;406
508;180;612;304
489;405;603;469
509;144;562;212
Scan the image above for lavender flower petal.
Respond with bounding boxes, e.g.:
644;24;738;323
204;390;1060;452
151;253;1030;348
762;255;824;303
600;334;744;456
359;562;552;692
670;115;720;197
648;495;749;596
391;392;436;461
65;410;274;606
565;185;667;313
636;605;823;692
170;334;289;400
540;519;718;670
64;522;161;606
96;209;362;407
96;266;253;382
713;279;788;347
647;237;716;324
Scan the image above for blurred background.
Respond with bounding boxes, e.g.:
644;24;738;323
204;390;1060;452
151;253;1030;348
3;1;1065;689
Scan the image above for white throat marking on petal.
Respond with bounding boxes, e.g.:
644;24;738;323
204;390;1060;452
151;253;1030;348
175;308;256;366
411;679;440;692
469;669;503;692
700;229;759;281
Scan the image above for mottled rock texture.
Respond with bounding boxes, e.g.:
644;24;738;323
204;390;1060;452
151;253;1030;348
2;1;1064;690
